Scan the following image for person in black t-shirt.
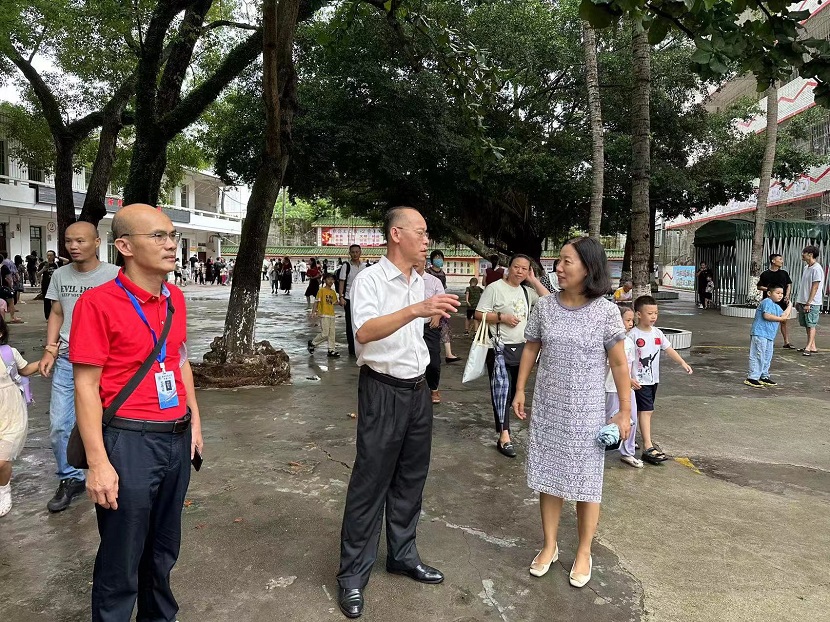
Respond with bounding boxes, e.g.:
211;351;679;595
696;262;713;309
757;253;794;348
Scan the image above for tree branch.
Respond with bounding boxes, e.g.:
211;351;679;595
644;3;695;39
202;19;259;32
5;44;67;136
159;28;264;138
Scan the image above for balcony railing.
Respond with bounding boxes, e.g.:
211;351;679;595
0;174;244;225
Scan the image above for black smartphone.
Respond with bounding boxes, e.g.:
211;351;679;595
192;448;203;471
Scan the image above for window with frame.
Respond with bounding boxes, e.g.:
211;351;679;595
180;184;190;209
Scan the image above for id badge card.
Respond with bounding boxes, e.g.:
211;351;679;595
155;370;179;409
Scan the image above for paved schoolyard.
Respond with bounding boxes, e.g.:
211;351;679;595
1;285;828;621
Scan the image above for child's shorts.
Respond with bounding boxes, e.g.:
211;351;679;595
634;384;658;411
466;308;475;320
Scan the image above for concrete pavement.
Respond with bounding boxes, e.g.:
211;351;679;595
1;283;828;621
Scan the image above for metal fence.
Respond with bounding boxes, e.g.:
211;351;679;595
695;219;830;311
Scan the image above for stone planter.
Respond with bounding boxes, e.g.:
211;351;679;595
653;291;680;301
719;304;757;319
659;327;692;350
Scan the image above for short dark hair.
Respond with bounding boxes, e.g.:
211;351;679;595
489;254;500;268
509;253;533;267
769;253;782;263
349;244;361;251
767;284;784;292
803;245;820;259
618;304;634;318
324;272;335;280
634;295;658;311
429;249;444;262
563;237;611;299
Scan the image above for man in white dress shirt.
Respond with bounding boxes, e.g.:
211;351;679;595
336;207;459;619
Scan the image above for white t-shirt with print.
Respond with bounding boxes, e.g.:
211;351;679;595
797;262;824;305
629;326;672;385
476;279;539;345
605;335;636;393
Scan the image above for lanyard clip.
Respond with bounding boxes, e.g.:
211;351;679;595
160;362;166;373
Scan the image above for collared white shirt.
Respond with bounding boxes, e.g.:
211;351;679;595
351;255;429;378
339;260;366;299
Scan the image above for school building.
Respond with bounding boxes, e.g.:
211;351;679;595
221;217;624;287
0;116;243;266
659;0;830;287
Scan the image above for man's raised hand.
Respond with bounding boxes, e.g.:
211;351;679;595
416;294;460;319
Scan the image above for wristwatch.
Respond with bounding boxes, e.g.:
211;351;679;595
497;311;502;323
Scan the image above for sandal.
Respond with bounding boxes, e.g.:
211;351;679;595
642;446;667;464
783;343;795;349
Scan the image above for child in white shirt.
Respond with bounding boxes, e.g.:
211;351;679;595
605;306;642;467
630;296;693;465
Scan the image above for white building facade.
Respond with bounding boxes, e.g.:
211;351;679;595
0;133;243;264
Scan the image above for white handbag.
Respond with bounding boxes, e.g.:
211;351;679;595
462;318;490;383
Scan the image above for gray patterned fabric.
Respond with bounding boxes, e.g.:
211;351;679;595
523;294;625;503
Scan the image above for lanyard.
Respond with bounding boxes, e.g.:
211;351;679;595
115;277;168;370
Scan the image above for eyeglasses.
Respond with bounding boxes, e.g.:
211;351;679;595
120;231;182;245
394;227;429;239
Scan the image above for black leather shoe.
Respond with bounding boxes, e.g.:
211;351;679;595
47;477;86;513
497;440;517;458
338;588;364;618
387;563;444;584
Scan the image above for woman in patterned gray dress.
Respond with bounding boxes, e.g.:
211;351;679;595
512;237;632;589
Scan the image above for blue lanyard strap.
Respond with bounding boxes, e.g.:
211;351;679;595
115;277;167;366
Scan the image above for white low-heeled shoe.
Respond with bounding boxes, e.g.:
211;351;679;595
529;545;559;577
569;555;592;588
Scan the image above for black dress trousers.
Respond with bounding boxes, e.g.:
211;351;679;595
92;425;191;622
423;324;442;391
337;367;433;589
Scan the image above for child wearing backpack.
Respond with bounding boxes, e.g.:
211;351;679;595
0;314;40;517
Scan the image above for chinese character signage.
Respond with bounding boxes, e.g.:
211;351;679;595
321;227;385;247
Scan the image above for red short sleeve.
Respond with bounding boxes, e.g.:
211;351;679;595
69;292;110;367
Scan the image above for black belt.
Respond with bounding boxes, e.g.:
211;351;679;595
106;413;191;434
363;366;426;390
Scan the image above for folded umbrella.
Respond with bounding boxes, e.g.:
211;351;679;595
490;341;510;428
597;423;621;448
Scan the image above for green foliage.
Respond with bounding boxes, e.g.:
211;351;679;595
580;0;830;106
202;0;820;255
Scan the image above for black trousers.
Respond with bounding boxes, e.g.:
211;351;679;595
486;349;520;434
344;299;356;357
92;425;192;622
423;325;441;391
43;298;52;320
337;368;433;589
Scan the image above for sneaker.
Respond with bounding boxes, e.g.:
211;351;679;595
0;483;11;517
47;477;86;513
327;350;340;358
759;377;777;386
307;340;315;354
743;378;764;388
620;456;645;469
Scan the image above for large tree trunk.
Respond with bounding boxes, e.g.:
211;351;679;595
748;84;779;304
209;0;300;367
630;28;651;299
53;137;79;245
81;119;124;225
583;22;604;240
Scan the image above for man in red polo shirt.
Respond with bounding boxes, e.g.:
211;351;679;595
71;203;203;622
